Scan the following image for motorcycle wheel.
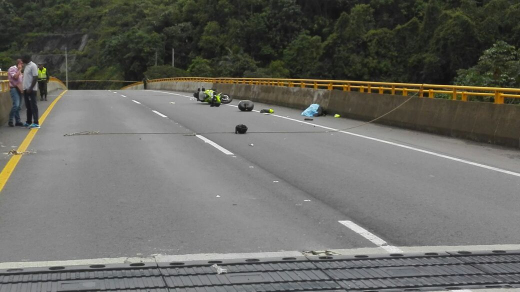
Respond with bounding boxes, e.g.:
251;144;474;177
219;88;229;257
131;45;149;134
220;94;233;104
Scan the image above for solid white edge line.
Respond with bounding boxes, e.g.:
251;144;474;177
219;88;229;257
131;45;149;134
150;90;520;178
152;110;167;118
339;220;403;253
132;100;141;104
268;114;520;178
196;135;234;155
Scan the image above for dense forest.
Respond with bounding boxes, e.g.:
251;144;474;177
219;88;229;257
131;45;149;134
1;0;520;88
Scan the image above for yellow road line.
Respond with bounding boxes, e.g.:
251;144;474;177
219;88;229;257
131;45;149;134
0;90;68;193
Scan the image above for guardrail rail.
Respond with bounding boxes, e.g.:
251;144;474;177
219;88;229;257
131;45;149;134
122;77;520;105
1;76;66;92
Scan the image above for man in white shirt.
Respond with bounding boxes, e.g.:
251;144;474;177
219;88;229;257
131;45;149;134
22;55;40;129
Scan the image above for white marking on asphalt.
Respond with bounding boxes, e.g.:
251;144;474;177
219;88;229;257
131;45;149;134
196;135;234;155
113;91;118;94
267;113;520;178
149;90;190;98
152;110;167;118
339;220;403;253
121;95;127;97
150;90;520;178
132;100;141;104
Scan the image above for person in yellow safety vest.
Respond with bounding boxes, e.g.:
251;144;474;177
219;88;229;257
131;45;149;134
203;88;221;107
37;64;49;101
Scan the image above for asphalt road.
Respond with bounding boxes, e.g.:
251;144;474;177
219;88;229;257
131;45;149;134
0;89;519;262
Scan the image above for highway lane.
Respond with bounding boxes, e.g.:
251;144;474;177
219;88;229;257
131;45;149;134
131;90;520;246
0;89;519;263
0;90;367;262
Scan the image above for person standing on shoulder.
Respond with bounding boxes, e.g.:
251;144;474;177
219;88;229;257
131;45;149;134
142;76;148;90
38;63;49;101
7;59;24;127
22;55;40;129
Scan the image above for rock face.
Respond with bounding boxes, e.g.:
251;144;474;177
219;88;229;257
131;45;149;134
29;34;88;52
30;34;88;73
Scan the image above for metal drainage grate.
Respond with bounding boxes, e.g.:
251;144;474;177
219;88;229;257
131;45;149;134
1;251;520;291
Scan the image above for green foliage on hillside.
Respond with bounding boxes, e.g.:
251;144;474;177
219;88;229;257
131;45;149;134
1;0;519;87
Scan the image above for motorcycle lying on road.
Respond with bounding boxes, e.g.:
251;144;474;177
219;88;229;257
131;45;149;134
193;88;233;105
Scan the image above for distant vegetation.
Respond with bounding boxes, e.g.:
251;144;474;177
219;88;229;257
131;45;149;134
1;0;520;88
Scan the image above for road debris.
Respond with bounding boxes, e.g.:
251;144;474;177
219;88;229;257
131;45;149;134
64;131;100;137
170;102;176;104
302;104;324;117
238;100;254;111
304;200;311;202
216;195;221;198
260;109;274;114
249;144;254;147
303;250;340;256
6;150;36;156
211;264;228;274
304;118;314;121
235;124;248;134
334;114;341;118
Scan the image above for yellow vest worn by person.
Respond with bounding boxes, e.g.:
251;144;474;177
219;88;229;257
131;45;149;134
38;68;48;81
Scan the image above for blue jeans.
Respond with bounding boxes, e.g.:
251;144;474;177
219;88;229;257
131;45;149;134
9;88;21;123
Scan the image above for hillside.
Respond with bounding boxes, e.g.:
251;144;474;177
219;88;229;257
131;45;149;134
0;0;519;88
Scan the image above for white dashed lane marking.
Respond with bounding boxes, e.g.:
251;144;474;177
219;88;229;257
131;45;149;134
196;135;234;156
152;110;167;118
339;220;403;253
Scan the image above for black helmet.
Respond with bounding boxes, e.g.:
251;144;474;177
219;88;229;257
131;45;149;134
235;124;248;134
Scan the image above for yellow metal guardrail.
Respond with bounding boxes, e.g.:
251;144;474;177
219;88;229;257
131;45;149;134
1;76;67;92
122;77;520;104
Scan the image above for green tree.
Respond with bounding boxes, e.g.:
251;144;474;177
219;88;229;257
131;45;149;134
188;56;214;77
216;52;258;77
144;66;190;79
427;12;481;82
283;32;322;78
103;28;164;80
455;41;520;88
198;21;223;59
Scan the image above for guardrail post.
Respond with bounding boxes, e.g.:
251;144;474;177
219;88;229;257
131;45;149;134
360;86;365;93
419;87;424;98
314;82;318;90
452;88;457;100
367;85;372;93
328;83;333;91
289;82;293;88
462;92;468;102
429;89;434;98
379;87;383;94
391;85;395;95
301;82;306;88
403;88;408;96
494;91;504;104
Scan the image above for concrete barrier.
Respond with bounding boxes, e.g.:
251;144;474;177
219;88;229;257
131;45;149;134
1;80;67;126
124;81;520;148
